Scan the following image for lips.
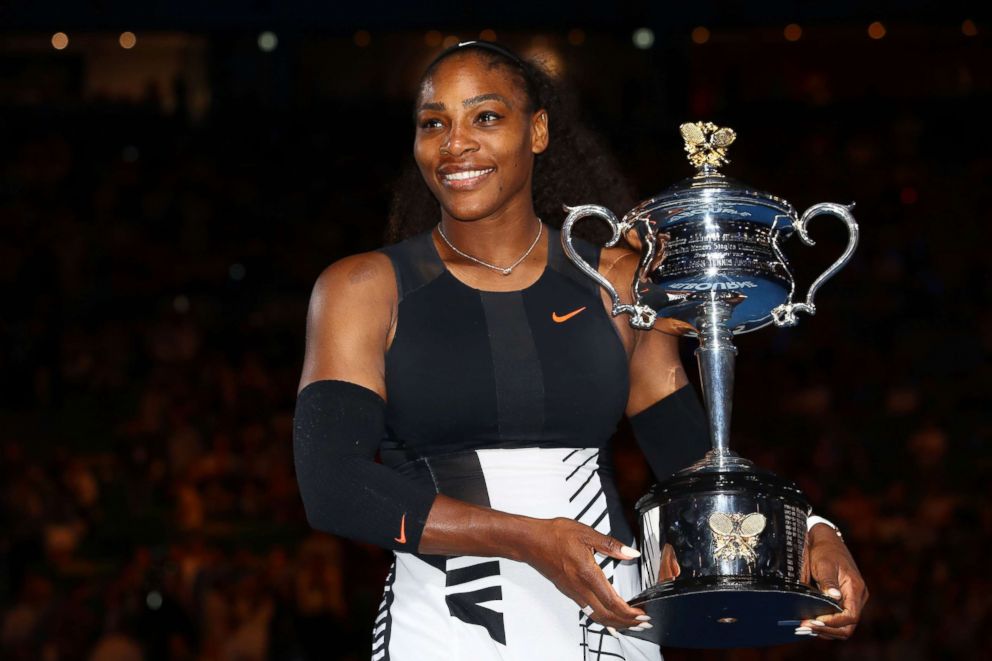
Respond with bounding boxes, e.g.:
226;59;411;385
438;165;495;190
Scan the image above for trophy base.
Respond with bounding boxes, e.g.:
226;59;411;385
626;576;841;648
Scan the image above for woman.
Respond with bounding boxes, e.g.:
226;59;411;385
293;41;867;660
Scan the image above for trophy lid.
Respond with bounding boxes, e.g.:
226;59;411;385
621;122;796;225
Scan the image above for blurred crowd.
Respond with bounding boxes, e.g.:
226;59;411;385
2;34;990;661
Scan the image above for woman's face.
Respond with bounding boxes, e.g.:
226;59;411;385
414;52;548;223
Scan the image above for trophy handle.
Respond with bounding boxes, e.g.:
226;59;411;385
561;204;657;330
771;202;859;327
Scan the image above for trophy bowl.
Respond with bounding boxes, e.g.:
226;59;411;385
561;122;858;648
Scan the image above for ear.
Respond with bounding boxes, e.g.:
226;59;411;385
530;109;549;154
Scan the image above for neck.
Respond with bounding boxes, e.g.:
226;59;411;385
438;209;542;266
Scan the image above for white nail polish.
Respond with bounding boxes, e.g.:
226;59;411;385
795;627;812;636
620;545;641;559
827;588;842;599
636;622;653;629
606;626;619;638
809;620;826;627
635;615;651;622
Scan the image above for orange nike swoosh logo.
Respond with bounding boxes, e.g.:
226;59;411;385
394;514;407;544
552;306;587;323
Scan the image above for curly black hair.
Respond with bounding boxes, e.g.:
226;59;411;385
385;41;636;244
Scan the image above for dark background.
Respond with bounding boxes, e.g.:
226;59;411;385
1;1;989;660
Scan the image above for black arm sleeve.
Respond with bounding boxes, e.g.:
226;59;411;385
293;379;437;551
629;384;710;482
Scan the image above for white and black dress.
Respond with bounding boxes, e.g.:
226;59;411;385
373;227;661;661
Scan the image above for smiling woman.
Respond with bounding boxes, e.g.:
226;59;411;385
386;42;635;247
413;53;547;230
292;40;867;661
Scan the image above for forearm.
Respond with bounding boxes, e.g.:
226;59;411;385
629;384;710;481
293;379;437;551
418;493;540;561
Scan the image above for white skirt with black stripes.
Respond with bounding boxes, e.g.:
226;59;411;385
371;447;662;661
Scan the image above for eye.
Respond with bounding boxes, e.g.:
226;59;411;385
418;117;444;130
476;110;502;124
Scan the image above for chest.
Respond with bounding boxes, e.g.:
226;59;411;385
384;270;630;452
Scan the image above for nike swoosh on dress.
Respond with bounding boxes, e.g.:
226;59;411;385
552;307;587;323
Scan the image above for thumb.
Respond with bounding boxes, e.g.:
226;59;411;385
815;573;843;601
589;532;641;561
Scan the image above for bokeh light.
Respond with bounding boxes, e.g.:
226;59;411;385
691;26;710;44
258;31;278;52
961;19;978;37
868;21;887;40
784;24;803;42
119;31;137;49
567;28;586;46
632;28;655;49
51;32;68;50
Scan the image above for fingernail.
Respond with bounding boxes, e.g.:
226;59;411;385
635;622;653;629
620;545;641;559
808;620;826;628
827;588;842;599
635;615;652;622
795;627;813;636
607;626;620;638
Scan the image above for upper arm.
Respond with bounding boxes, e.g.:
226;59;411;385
597;246;690;416
298;251;398;398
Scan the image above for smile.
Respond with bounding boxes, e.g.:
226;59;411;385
440;168;495;189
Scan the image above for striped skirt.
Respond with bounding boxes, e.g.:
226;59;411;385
371;447;661;661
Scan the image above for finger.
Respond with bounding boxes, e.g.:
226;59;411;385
587;531;640;562
813;609;858;630
578;590;633;630
581;564;645;627
806;622;856;640
816;579;865;627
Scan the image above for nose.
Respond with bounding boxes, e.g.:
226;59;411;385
440;123;479;156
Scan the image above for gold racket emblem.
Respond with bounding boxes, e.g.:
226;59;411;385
708;511;767;565
679;121;737;170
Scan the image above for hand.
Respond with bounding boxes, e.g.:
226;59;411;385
800;523;869;640
520;517;651;633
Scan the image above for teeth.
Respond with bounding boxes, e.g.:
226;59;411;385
444;168;493;181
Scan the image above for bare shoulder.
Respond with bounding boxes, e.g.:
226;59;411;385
311;250;397;307
299;250;397;395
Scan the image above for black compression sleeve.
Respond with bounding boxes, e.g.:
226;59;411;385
629;384;710;481
293;379;437;552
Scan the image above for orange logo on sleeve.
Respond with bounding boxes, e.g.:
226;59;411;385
394;514;407;544
552;306;587;323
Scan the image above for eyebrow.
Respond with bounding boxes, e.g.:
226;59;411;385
417;93;514;113
462;93;513;109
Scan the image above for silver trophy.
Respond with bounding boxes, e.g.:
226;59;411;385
561;122;859;648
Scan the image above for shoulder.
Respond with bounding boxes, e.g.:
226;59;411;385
310;250;397;310
305;250;398;344
299;250;398;395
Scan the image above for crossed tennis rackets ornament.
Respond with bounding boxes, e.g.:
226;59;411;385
708;512;767;565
